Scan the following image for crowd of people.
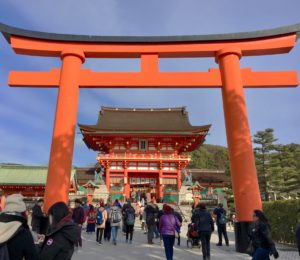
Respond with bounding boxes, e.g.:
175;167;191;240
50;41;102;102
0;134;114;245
0;194;299;260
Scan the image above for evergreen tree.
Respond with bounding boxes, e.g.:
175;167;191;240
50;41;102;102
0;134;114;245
271;144;299;199
253;128;277;201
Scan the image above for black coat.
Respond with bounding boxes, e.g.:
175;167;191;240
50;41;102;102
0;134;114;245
31;204;43;233
0;213;37;260
250;222;275;250
38;222;79;260
192;208;214;232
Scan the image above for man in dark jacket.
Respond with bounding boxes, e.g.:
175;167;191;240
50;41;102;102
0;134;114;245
72;199;85;248
144;203;158;244
213;203;229;246
192;203;214;260
174;211;183;246
0;194;37;260
31;198;45;234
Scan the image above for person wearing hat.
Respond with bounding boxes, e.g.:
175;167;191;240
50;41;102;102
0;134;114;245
0;194;37;260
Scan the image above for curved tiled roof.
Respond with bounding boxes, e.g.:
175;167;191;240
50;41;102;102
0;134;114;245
1;22;300;43
79;107;210;133
0;164;75;185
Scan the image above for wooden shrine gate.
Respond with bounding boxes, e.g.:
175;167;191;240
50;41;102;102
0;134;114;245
0;22;299;252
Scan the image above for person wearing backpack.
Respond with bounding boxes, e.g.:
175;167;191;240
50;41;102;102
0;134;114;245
192;203;214;260
96;205;107;244
213;203;229;246
110;201;122;245
124;202;136;244
0;194;37;260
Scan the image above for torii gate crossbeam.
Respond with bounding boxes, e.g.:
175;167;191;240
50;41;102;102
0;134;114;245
1;22;299;252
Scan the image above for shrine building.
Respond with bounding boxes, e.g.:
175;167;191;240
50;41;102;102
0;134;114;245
79;106;210;202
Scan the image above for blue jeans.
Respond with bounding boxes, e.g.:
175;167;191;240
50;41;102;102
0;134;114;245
162;235;175;260
252;247;270;260
111;226;119;242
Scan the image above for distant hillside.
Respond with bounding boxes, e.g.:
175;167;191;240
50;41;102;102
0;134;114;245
188;144;229;170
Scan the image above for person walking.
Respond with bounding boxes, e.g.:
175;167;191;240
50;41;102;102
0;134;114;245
86;204;96;234
96;204;107;244
213;203;229;246
159;204;181;260
173;210;183;246
72;199;85;248
0;194;37;260
144;202;158;244
103;203;111;241
249;210;279;260
37;201;79;260
110;201;122;245
192;203;214;260
124;201;136;244
31;198;45;234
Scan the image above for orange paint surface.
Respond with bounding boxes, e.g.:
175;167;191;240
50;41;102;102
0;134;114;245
43;50;84;212
217;48;262;221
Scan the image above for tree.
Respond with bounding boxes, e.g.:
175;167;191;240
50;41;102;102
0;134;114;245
253;128;277;201
271;144;299;199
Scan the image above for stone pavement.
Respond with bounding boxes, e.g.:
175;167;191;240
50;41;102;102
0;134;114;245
73;222;298;260
73;223;245;260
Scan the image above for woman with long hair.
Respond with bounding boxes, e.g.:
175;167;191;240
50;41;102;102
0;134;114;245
37;202;79;260
86;204;96;234
250;209;279;260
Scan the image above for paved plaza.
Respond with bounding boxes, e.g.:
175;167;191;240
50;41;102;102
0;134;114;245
72;222;298;260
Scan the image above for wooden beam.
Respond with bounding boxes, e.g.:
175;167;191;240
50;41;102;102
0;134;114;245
8;68;298;88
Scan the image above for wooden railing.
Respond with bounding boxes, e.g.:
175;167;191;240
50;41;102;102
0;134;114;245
96;152;190;161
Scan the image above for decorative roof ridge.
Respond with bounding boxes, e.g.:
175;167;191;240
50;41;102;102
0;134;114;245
100;106;186;113
1;22;300;43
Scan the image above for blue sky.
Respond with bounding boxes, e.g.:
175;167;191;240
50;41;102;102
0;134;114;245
0;0;299;166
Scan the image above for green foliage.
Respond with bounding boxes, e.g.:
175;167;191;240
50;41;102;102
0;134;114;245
263;200;300;244
253;128;278;201
189;144;229;170
271;144;300;197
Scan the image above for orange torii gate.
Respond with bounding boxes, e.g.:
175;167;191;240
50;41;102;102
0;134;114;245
0;22;299;251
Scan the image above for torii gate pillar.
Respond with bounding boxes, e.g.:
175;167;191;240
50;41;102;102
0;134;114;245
217;48;262;252
43;49;85;212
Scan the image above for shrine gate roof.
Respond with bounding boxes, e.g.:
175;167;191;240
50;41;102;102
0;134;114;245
79;106;210;134
1;22;300;43
0;164;76;186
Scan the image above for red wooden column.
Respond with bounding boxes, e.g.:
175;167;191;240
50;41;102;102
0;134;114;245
216;48;262;222
217;47;262;252
105;161;111;193
0;194;6;210
158;162;164;200
177;168;181;192
44;49;85;212
124;163;130;199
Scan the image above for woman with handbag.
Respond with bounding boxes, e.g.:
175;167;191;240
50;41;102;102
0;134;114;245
159;204;181;260
249;210;279;260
